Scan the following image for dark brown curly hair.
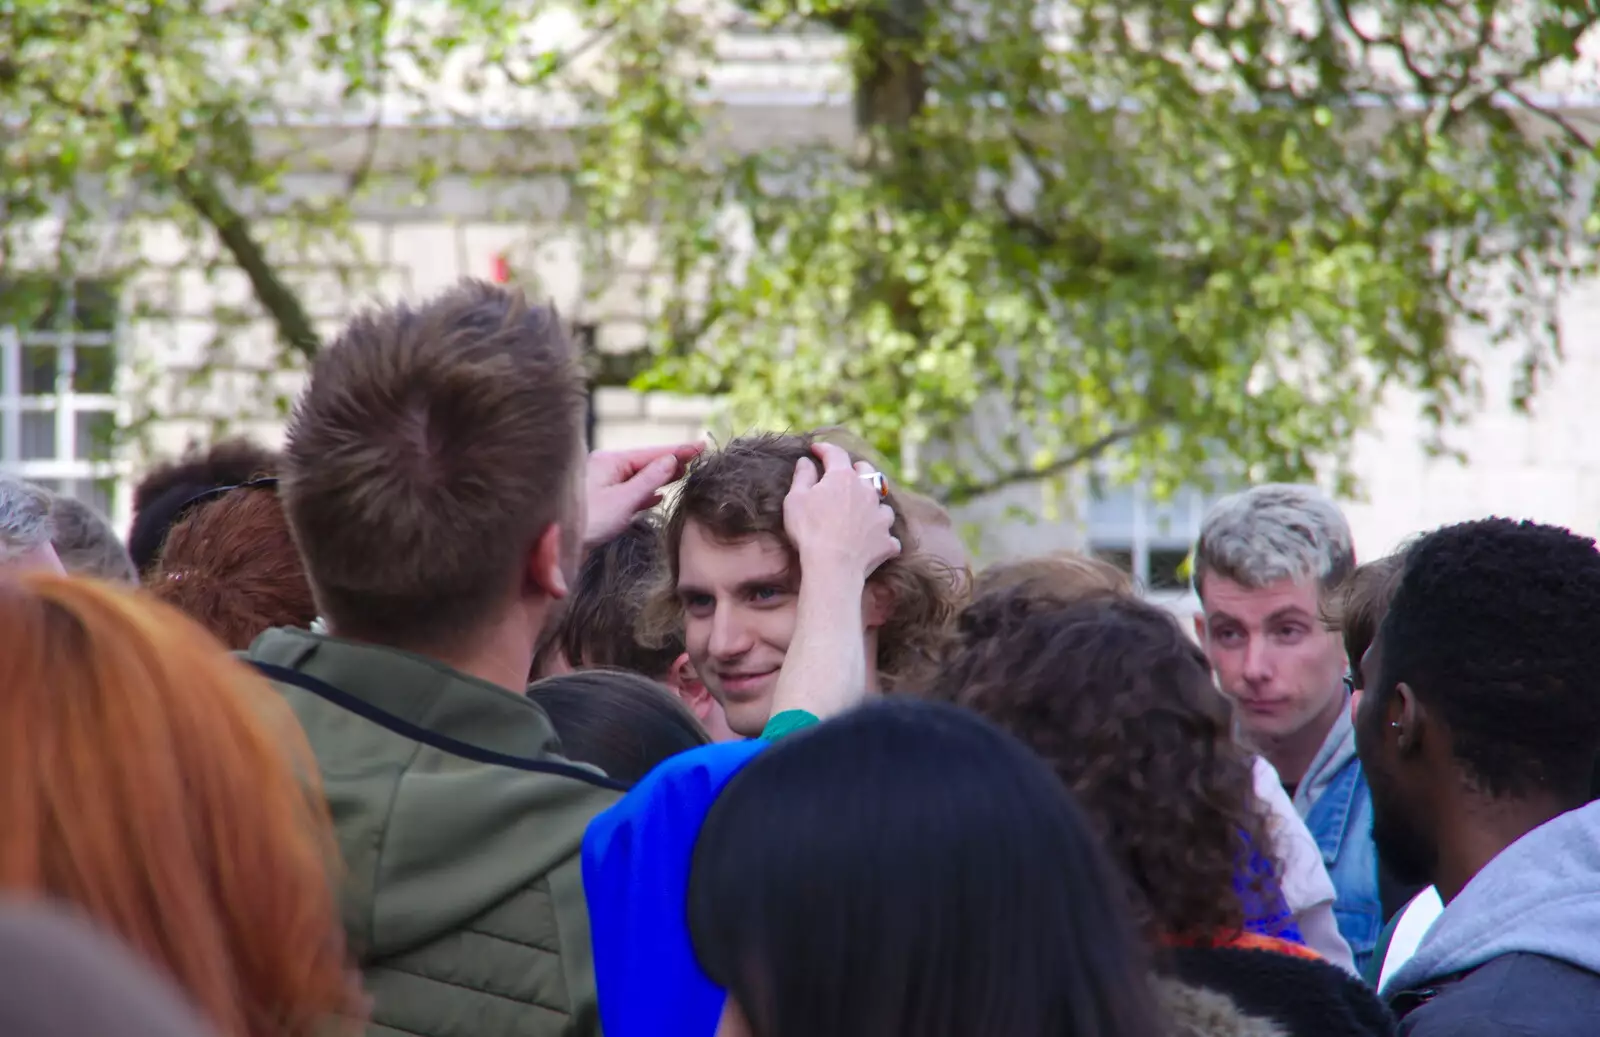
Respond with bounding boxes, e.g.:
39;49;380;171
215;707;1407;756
638;431;958;688
924;591;1275;943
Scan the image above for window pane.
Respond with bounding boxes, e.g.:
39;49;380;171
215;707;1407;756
72;283;119;332
21;411;56;460
89;478;115;516
1148;548;1191;591
30;281;118;332
75;410;115;460
22;346;57;395
1092;545;1135;575
73;345;115;393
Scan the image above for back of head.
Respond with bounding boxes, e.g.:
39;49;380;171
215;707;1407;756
893;487;970;593
651;431;956;685
283;280;587;650
1194;484;1355;599
48;494;136;583
0;900;219;1037
150;484;315;650
1323;551;1408;686
0;476;57;574
973;552;1134;604
559;514;680;679
688;698;1164;1037
529;670;709;785
0;576;362;1037
1375;519;1600;802
926;593;1267;941
128;439;278;575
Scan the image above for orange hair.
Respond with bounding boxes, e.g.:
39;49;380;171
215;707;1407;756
0;575;365;1037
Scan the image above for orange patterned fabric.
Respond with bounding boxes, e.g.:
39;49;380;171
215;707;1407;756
1165;930;1325;963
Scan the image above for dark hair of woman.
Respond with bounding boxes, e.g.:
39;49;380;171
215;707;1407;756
528;669;709;785
926;591;1275;943
687;699;1166;1037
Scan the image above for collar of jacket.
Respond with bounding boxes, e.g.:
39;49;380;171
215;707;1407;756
1292;697;1358;818
248;626;565;761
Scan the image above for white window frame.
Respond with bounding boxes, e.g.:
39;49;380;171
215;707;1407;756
1085;476;1217;599
0;299;127;520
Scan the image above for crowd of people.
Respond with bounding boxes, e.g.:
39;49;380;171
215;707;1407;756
0;277;1596;1037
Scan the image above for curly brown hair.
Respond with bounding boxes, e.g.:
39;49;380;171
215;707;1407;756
638;431;957;688
924;591;1275;943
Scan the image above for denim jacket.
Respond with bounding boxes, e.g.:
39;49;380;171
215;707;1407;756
1293;705;1383;976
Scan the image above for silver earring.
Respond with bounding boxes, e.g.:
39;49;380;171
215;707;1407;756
1390;721;1402;729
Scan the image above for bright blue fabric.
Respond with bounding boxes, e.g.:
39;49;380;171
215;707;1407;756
581;740;769;1037
1240;842;1305;944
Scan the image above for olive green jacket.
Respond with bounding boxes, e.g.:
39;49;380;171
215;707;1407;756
247;628;621;1037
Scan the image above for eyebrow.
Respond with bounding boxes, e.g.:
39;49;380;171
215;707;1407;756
1207;606;1316;626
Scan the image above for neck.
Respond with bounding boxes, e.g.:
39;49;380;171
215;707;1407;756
328;601;546;696
1432;791;1575;904
1258;691;1346;787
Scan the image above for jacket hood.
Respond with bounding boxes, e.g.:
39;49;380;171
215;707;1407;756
582;740;769;1037
1158;978;1287;1037
1292;702;1357;817
248;627;620;960
1383;800;1600;994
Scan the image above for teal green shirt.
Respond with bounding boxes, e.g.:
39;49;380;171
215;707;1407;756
759;709;820;741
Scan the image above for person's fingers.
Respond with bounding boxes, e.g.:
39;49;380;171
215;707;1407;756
852;460;875;475
886;535;903;557
790;455;820;493
810;442;854;476
597;443;703;480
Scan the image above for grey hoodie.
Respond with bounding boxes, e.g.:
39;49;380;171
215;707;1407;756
1383;801;1600;1035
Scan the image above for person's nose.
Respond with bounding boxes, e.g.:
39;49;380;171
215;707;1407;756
1242;635;1273;685
708;604;755;661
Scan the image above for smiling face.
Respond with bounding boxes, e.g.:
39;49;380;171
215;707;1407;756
1196;574;1348;752
676;522;801;737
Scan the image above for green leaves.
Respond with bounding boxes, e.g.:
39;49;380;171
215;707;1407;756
569;0;1599;503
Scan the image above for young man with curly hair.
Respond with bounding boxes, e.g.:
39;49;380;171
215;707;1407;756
1360;519;1600;1034
642;432;959;739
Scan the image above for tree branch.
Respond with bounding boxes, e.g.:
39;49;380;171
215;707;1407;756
1500;86;1596;150
120;7;322;359
937;419;1159;505
169;169;322;358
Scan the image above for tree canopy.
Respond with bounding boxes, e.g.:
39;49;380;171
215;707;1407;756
4;0;1597;502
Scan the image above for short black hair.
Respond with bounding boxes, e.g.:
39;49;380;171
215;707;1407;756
1376;518;1600;800
558;514;681;679
128;439;279;575
528;670;708;785
688;699;1165;1037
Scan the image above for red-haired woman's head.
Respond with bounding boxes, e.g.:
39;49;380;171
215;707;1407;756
0;575;364;1037
151;483;316;650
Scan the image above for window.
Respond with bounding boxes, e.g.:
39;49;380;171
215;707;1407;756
1085;475;1222;595
0;280;122;518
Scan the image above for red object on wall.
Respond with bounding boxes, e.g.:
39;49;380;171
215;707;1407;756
491;253;511;283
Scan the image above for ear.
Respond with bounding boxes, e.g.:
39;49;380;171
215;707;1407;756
1192;611;1207;645
665;652;698;694
667;652;715;723
862;582;893;630
1389;682;1424;757
527;524;570;600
